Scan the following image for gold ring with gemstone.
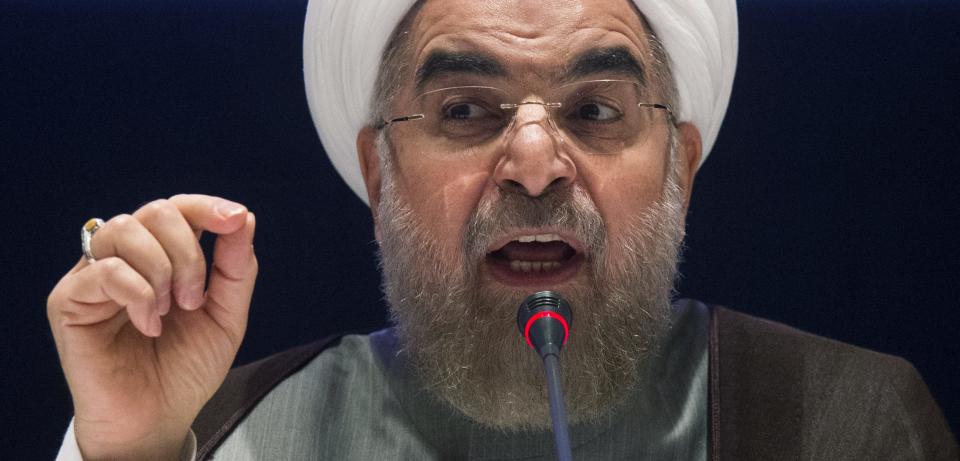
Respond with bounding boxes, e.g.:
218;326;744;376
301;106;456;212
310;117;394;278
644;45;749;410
81;218;105;263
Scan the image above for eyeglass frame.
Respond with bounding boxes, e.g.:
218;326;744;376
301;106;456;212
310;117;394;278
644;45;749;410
374;79;677;135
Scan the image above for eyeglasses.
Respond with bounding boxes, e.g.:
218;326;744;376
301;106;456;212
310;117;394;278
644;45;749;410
377;79;675;155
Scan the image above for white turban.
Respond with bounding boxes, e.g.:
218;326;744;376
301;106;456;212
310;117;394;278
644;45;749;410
304;0;738;204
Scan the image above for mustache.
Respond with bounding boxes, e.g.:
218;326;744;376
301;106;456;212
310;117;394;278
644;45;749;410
462;186;606;261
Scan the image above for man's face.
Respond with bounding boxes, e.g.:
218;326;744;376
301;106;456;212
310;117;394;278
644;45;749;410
358;0;701;428
367;0;697;290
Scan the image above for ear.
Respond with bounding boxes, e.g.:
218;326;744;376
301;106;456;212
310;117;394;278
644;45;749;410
675;122;703;212
357;125;383;240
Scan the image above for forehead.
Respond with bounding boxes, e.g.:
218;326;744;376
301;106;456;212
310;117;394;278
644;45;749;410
408;0;651;83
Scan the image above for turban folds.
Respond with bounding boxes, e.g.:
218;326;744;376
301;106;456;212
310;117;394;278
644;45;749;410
304;0;738;204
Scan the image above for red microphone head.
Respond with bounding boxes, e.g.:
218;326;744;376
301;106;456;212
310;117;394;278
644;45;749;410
517;291;572;358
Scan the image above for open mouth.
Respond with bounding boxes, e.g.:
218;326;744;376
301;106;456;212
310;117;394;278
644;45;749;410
485;231;585;287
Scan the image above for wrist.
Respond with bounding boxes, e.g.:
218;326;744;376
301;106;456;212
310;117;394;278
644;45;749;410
75;422;192;461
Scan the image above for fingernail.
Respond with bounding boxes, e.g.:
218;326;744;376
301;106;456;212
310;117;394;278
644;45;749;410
148;312;163;337
186;283;205;310
216;200;245;218
158;290;171;316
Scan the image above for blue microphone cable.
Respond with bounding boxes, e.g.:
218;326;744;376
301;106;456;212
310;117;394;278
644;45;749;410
517;291;573;461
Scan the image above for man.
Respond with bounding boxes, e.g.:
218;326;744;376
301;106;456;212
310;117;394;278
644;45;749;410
51;0;957;459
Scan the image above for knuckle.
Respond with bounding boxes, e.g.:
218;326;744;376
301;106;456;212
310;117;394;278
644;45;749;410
153;258;173;281
108;214;137;232
99;257;125;275
168;193;190;203
124;232;157;258
138;199;175;223
184;247;206;268
59;310;83;327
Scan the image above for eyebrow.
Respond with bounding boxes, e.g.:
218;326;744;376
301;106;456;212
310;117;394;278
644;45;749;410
563;46;647;85
415;50;507;90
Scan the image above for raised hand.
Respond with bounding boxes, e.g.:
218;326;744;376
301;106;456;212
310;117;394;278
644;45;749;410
48;194;257;460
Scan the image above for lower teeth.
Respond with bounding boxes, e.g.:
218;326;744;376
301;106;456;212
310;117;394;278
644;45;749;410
509;260;562;273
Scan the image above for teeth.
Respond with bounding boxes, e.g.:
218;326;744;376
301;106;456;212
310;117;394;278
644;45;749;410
515;233;563;244
536;233;562;242
508;260;562;272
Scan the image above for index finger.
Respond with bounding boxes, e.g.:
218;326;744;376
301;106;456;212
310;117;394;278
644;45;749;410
167;194;249;235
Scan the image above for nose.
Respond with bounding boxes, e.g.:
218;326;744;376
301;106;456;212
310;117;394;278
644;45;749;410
493;106;577;197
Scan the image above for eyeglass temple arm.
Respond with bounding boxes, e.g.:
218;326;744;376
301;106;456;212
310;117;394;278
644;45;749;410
375;114;425;130
640;102;675;116
639;103;677;125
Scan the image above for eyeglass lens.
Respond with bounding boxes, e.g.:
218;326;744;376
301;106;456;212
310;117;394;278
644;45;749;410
409;80;666;154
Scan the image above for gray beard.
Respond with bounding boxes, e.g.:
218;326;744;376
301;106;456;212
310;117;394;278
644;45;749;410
376;146;686;430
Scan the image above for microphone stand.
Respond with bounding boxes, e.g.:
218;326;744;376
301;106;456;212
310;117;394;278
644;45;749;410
540;344;573;461
517;291;574;461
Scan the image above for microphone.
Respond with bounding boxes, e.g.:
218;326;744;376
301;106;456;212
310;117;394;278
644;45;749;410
517;291;573;461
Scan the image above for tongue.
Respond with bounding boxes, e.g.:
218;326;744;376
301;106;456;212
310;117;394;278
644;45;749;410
495;241;575;262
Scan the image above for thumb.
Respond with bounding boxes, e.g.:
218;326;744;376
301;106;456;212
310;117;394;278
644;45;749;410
204;212;257;343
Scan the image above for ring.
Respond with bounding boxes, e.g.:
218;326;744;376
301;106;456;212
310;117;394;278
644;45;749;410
81;218;105;263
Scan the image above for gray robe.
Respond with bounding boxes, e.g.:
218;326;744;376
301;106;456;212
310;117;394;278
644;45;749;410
191;301;958;460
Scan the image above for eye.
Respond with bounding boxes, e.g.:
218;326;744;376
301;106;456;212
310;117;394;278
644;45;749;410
443;102;490;120
572;102;622;122
437;99;506;138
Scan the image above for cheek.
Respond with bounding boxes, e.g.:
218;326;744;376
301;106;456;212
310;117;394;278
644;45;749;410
392;155;492;249
579;152;668;243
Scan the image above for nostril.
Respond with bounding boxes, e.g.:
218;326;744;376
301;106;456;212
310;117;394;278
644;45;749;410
499;179;529;196
543;176;569;194
498;176;569;198
531;177;569;198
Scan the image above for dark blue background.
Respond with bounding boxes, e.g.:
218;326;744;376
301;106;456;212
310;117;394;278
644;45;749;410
1;0;957;457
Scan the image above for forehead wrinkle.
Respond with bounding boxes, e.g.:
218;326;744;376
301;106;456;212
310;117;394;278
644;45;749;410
412;33;651;90
407;0;657;90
